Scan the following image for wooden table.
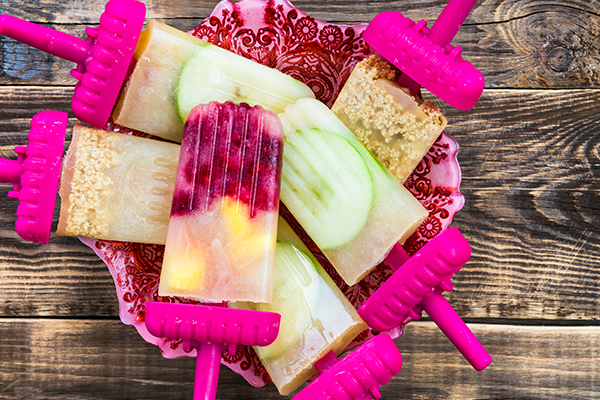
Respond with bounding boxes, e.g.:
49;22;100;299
1;0;598;398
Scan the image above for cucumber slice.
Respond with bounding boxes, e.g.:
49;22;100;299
280;128;374;250
175;45;314;122
256;241;320;361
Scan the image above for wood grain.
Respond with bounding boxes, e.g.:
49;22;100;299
1;320;597;400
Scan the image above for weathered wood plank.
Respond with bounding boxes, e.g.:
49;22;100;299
0;1;598;88
0;320;597;399
1;87;600;321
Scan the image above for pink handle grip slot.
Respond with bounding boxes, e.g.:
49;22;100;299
0;0;146;129
1;111;68;244
294;334;402;400
363;0;484;110
358;227;491;370
144;301;280;400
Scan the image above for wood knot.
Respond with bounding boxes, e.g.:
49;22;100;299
547;46;573;72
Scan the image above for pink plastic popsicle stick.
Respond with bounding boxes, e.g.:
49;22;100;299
293;334;402;400
421;290;492;371
0;15;90;64
428;0;478;46
0;111;68;244
194;343;226;400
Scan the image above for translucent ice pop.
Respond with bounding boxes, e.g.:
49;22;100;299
332;56;447;183
0;0;314;142
56;125;180;244
278;98;428;286
233;217;368;395
159;101;284;303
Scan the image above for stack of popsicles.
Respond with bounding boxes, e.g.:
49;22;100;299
0;0;491;397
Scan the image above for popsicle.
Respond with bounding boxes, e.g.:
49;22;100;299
278;97;428;286
0;0;315;142
0;111;67;244
360;228;492;371
331;56;447;183
158;101;284;303
363;0;484;110
233;217;404;398
56;124;180;244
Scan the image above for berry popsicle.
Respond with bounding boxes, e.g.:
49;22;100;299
233;217;368;395
146;101;284;399
0;0;314;142
278;97;428;286
159;101;284;303
56;125;180;244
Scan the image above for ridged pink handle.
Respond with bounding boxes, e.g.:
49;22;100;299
364;0;484;109
145;302;281;400
294;334;402;400
1;111;68;244
0;0;146;129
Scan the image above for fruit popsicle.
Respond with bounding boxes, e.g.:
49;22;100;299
332;56;447;183
158;101;284;303
0;0;314;142
232;217;368;395
278;98;428;286
56;125;180;244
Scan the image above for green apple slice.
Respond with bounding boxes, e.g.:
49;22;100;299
280;128;374;250
256;241;320;361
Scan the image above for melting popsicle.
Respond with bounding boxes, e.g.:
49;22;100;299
0;0;314;142
278;97;428;286
361;228;492;371
234;217;402;398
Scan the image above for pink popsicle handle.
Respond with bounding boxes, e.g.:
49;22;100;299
0;14;89;64
428;0;478;46
421;291;492;371
194;343;226;400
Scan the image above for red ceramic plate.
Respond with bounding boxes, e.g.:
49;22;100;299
80;0;464;388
